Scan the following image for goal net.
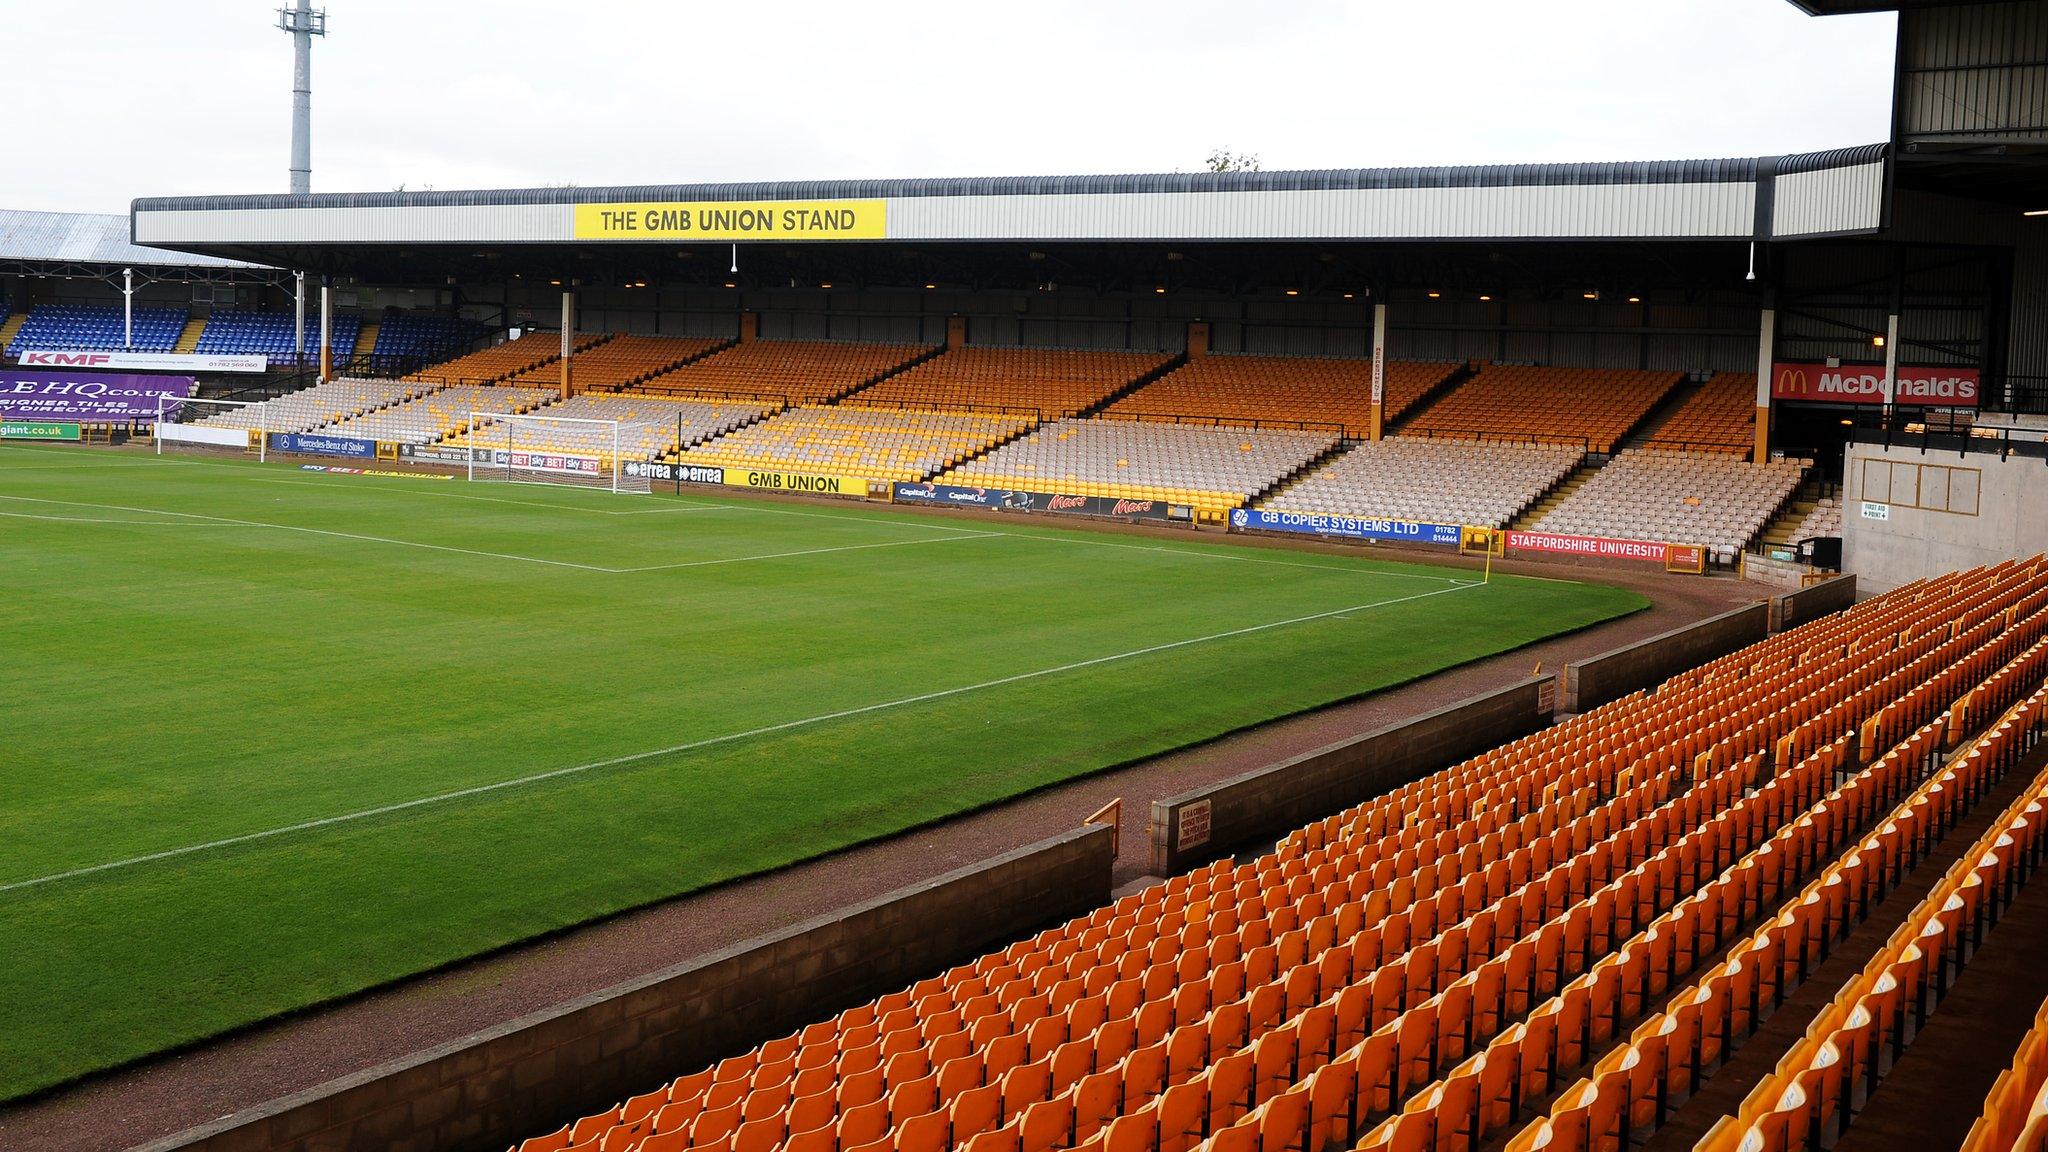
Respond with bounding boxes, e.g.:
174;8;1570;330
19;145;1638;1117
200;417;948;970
155;395;269;460
465;411;651;494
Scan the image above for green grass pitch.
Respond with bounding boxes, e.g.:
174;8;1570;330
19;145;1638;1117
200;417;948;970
0;443;1647;1099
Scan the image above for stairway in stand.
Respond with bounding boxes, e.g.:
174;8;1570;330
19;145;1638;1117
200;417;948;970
0;311;31;349
172;316;207;353
1508;460;1600;531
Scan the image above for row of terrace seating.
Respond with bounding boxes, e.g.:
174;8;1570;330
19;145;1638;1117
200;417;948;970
1260;438;1583;529
407;333;605;387
635;340;934;406
1531;448;1809;557
369;313;485;364
501;557;2048;1152
849;347;1174;419
501;335;728;391
442;394;774;463
5;304;187;356
189;378;433;435
1401;364;1681;454
671;406;1034;484
1964;994;2048;1152
193;310;362;363
1644;372;1757;455
1099;356;1460;439
937;419;1338;512
320;385;555;445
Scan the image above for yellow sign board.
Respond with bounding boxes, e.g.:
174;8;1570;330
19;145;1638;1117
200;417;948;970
723;469;871;496
573;200;887;241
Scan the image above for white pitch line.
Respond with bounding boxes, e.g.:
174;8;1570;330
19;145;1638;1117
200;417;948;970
613;531;1005;572
0;581;1472;896
0;511;254;527
0;494;616;572
0;493;1010;575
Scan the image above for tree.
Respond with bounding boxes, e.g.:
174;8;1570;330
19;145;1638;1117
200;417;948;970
1205;148;1261;172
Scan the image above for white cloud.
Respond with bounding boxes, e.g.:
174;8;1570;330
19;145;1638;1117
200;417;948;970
4;0;1896;213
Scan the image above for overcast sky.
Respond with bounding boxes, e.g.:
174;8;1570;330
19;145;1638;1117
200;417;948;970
11;1;1897;214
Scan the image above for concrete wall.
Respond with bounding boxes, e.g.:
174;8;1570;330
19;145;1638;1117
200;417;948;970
1562;602;1769;714
1148;675;1553;874
1842;440;2048;594
142;825;1115;1152
1770;574;1857;632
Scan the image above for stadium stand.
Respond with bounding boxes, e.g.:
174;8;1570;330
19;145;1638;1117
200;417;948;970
499;335;728;391
444;393;772;462
1643;372;1758;455
846;346;1174;418
499;556;2048;1152
671;406;1033;483
1401;364;1682;454
632;339;933;406
1530;448;1809;557
368;313;484;367
189;377;433;435
1259;437;1582;529
193;309;362;364
1098;356;1460;438
408;333;606;387
1962;996;2048;1152
320;384;555;445
5;303;187;355
938;418;1339;511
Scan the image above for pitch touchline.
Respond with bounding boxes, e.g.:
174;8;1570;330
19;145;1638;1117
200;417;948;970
2;445;1484;585
0;581;1473;896
0;494;1003;574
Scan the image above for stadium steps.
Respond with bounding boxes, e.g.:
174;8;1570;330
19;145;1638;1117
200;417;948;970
1386;361;1479;432
1507;459;1600;530
354;320;381;358
1621;376;1707;450
1759;480;1829;550
1599;370;1691;460
594;336;738;393
1828;822;2048;1152
1075;351;1191;419
172;316;207;353
1251;439;1356;507
1506;735;2048;1152
818;342;950;406
0;311;27;349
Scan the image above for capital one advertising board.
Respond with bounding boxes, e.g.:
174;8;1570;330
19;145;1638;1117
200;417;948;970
0;369;196;420
1770;362;1980;407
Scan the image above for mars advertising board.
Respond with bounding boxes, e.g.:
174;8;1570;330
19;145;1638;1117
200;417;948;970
1770;362;1980;407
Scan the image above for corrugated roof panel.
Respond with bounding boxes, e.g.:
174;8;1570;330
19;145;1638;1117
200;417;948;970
0;209;264;268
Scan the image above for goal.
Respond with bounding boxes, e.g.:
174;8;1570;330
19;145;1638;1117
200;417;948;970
465;411;651;494
156;395;269;460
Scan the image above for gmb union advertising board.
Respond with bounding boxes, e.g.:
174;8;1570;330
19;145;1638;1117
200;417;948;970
627;461;869;496
268;432;378;459
1229;509;1460;546
892;482;1175;520
1770;361;1981;407
0;369;194;421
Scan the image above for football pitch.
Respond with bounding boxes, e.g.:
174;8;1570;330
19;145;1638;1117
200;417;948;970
0;444;1647;1099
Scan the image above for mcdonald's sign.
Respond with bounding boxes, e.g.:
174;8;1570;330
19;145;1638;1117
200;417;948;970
1770;361;1980;407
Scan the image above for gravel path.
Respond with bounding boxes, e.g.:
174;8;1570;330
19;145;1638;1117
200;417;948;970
0;506;1763;1152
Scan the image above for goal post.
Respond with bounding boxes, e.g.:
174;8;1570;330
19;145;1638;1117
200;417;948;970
156;394;269;461
464;411;651;494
